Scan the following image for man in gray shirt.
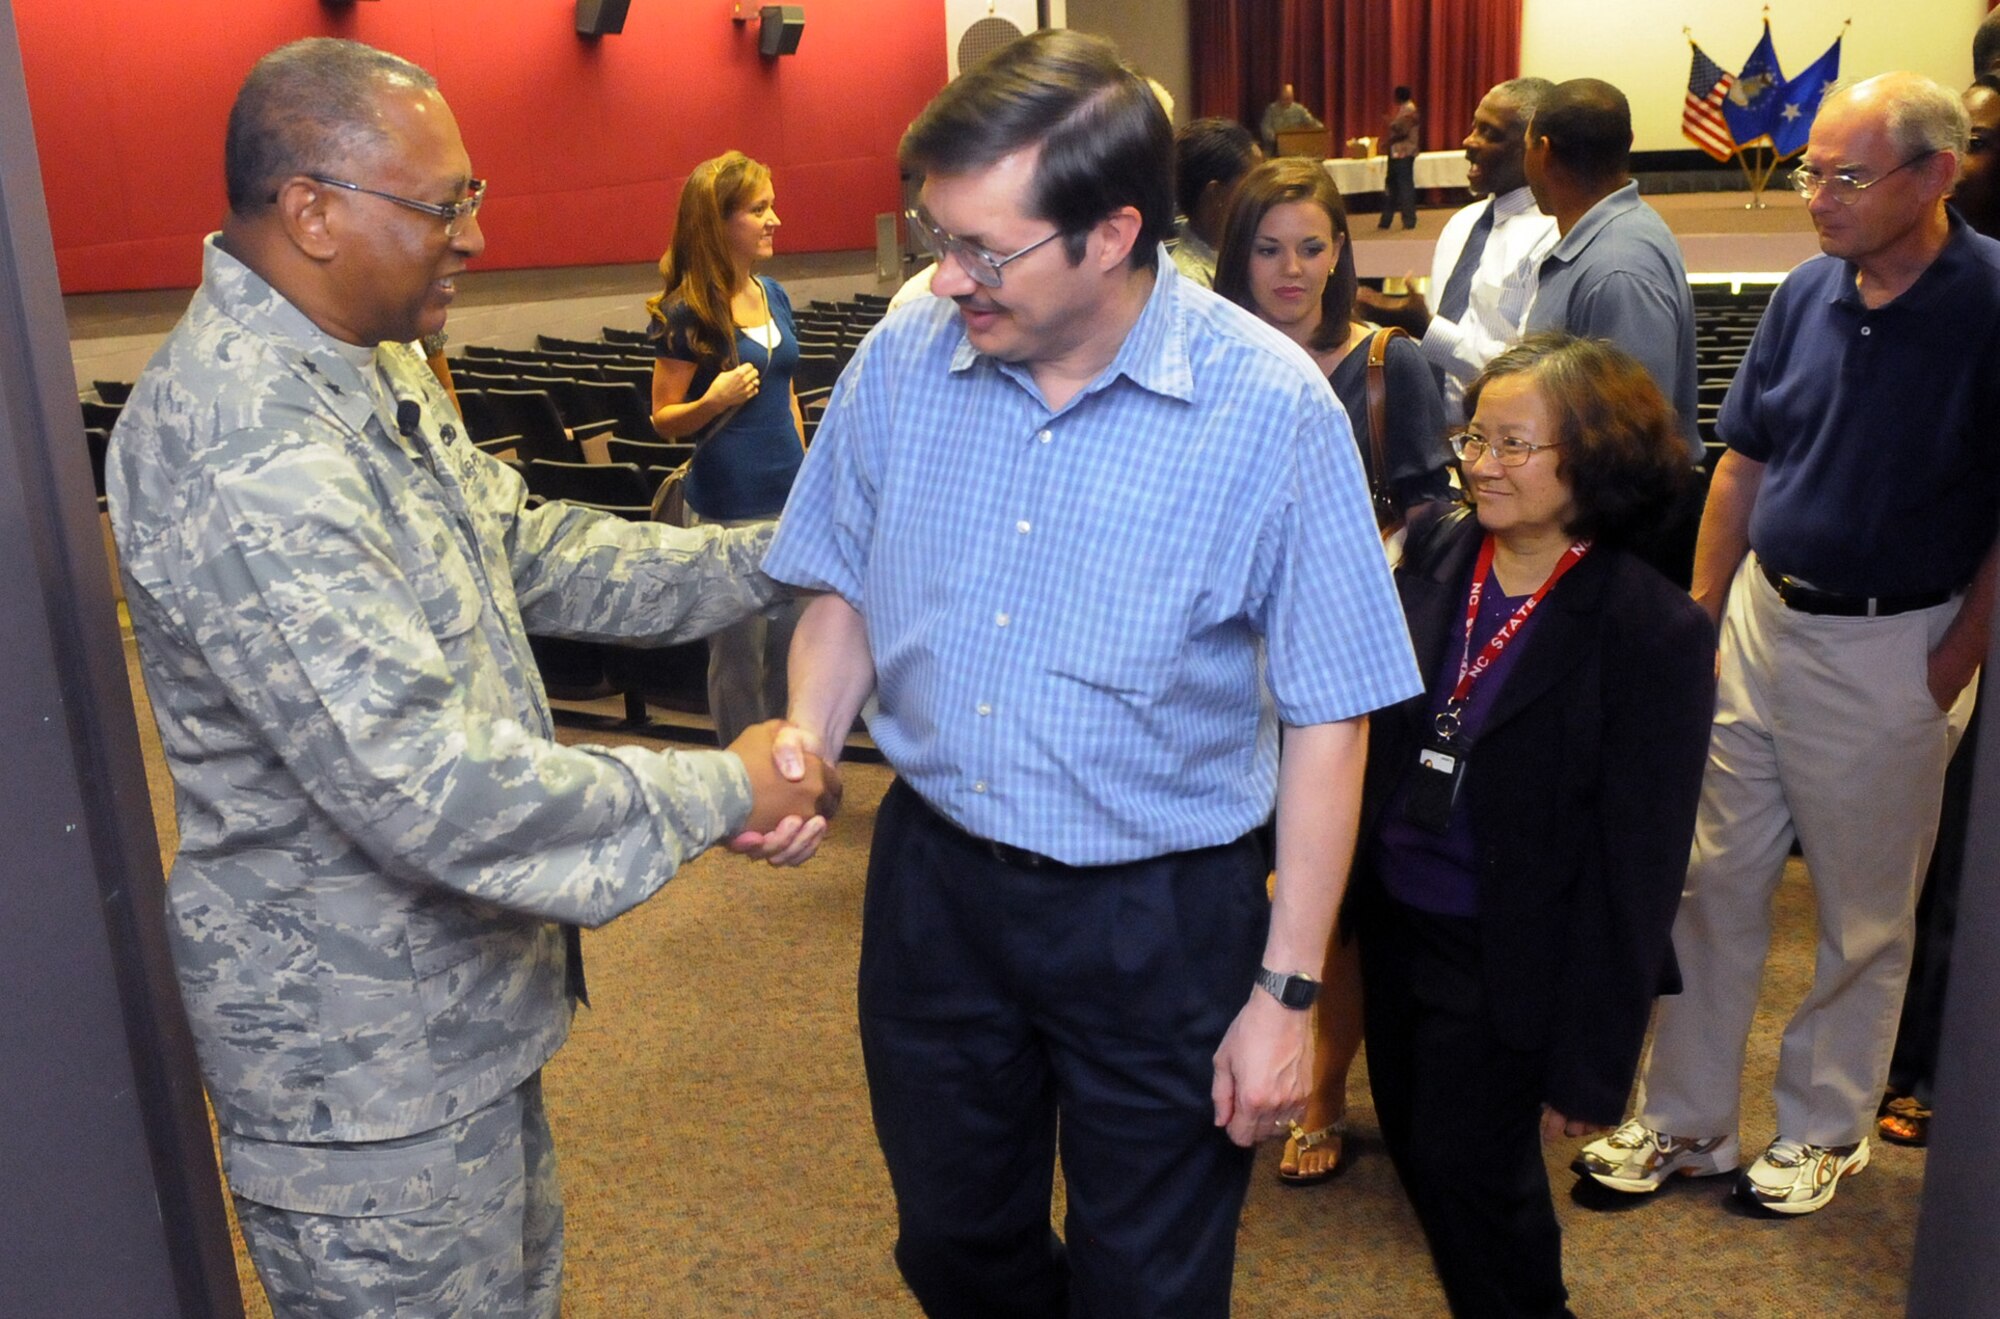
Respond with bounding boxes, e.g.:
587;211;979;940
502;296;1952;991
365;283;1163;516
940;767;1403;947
1523;78;1703;463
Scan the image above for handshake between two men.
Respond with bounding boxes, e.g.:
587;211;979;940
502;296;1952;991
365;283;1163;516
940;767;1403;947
726;719;844;865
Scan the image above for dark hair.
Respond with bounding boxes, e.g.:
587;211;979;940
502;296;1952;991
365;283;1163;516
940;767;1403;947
1978;8;2000;80
899;29;1172;271
645;151;773;366
1212;157;1357;353
1461;333;1690;544
1174;118;1258;220
1530;78;1632;183
225;38;437;215
1393;85;1413;102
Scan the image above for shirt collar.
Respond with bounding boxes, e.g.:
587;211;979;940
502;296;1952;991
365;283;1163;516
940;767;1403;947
1544;179;1642;262
1174;222;1216;267
201;234;384;438
1489;185;1543;224
1828;211;1981;316
948;244;1196;407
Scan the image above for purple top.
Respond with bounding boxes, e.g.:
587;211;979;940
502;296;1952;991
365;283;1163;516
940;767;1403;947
1376;566;1541;916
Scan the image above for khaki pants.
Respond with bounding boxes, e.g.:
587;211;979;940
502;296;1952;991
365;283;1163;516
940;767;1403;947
1635;555;1974;1149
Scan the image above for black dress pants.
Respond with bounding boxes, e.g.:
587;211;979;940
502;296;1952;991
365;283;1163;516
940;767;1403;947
1888;670;1981;1102
1381;156;1418;229
858;780;1267;1319
1359;892;1574;1319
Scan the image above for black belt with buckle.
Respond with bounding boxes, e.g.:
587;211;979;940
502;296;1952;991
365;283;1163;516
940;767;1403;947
1759;561;1953;618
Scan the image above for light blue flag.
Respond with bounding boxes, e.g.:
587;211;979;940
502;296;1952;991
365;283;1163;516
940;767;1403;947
1723;24;1785;146
1771;38;1842;158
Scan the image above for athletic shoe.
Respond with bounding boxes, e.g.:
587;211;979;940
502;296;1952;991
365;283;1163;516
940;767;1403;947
1571;1120;1738;1193
1735;1137;1869;1216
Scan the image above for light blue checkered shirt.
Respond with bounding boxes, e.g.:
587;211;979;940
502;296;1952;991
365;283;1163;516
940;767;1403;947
765;255;1421;865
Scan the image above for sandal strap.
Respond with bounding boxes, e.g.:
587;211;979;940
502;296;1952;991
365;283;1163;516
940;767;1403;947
1287;1121;1345;1152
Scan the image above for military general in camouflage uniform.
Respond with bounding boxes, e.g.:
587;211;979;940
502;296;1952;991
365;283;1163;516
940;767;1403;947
105;38;839;1317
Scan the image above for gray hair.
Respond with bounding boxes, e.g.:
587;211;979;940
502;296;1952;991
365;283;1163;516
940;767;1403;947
1825;74;1970;180
225;38;437;214
1491;77;1555;123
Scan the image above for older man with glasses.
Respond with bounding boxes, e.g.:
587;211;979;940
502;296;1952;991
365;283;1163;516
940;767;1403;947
105;37;839;1316
1572;71;2000;1219
756;29;1417;1318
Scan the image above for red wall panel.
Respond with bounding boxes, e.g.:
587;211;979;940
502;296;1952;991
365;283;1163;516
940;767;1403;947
15;0;947;292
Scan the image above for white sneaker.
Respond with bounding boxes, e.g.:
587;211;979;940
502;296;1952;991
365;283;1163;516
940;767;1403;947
1735;1137;1869;1215
1571;1120;1738;1193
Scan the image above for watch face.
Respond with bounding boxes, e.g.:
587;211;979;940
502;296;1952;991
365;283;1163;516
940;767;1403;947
1279;976;1318;1009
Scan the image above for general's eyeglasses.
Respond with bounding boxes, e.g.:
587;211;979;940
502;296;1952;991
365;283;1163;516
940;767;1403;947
1789;152;1935;206
906;208;1062;289
304;175;488;236
1449;432;1559;467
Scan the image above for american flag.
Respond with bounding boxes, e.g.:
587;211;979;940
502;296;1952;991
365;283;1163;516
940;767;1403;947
1684;43;1736;160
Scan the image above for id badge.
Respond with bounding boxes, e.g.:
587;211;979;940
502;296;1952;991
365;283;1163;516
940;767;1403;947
1400;736;1467;834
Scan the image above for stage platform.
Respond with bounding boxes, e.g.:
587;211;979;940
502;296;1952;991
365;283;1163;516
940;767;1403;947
1351;187;1819;281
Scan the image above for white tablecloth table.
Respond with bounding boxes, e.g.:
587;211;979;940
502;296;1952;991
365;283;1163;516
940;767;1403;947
1322;150;1471;194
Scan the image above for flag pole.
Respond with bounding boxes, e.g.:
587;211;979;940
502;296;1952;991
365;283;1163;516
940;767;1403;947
1741;143;1771;210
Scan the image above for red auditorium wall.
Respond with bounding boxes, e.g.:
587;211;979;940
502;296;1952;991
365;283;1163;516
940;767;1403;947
13;0;947;293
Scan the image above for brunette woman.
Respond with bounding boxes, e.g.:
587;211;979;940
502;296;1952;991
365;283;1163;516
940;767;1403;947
647;151;807;744
1213;154;1453;1183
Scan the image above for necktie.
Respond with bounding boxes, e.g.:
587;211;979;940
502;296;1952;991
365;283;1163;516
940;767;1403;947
1436;201;1495;322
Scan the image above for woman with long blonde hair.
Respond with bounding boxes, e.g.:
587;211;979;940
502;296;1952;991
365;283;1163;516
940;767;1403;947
647;151;807;744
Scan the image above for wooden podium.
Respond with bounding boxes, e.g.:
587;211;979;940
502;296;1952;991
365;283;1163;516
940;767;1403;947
1273;126;1333;159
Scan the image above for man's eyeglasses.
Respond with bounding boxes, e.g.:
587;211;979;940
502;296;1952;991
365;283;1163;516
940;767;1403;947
906;208;1061;289
1449;432;1559;467
1789;152;1935;206
305;175;488;236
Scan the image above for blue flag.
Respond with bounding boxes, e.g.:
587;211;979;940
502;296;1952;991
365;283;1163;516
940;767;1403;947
1723;24;1785;146
1771;38;1842;158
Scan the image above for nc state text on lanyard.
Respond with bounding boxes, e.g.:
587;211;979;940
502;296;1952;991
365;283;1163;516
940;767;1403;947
1435;534;1591;742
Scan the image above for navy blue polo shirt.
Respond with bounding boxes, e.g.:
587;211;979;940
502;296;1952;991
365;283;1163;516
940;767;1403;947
1722;216;2000;597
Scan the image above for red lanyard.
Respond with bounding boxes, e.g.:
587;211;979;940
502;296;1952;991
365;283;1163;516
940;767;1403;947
1436;534;1591;739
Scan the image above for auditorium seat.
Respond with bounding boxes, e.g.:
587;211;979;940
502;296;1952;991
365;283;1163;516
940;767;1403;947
522;459;652;516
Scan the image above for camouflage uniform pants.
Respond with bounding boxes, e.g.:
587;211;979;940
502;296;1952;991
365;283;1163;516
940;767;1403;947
228;1072;563;1317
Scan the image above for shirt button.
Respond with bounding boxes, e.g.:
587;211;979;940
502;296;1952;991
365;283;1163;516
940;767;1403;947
995;612;1010;627
1016;520;1031;534
1038;429;1052;444
973;780;988;794
977;702;992;716
1859;326;1872;336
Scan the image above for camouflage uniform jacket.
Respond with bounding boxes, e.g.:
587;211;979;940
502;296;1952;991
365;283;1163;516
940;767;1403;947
108;236;776;1148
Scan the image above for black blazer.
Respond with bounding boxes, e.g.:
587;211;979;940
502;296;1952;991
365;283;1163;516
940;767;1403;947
1357;507;1718;1123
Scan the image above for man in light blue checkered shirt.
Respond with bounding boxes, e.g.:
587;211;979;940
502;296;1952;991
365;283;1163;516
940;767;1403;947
757;31;1420;1318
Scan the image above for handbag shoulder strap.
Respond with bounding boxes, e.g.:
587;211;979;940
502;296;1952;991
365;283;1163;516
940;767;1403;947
1363;325;1409;514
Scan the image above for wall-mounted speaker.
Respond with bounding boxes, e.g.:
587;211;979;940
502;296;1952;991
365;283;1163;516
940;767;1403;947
759;5;804;57
944;0;1036;78
576;0;631;37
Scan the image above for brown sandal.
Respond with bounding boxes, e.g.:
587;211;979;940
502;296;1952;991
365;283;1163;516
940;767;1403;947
1278;1121;1346;1186
1878;1094;1932;1148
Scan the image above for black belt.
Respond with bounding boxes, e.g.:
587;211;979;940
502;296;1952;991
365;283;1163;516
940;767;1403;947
1759;561;1953;618
921;797;1096;871
908;782;1248;874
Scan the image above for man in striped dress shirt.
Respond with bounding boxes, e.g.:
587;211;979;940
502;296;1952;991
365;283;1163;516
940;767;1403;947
756;29;1420;1319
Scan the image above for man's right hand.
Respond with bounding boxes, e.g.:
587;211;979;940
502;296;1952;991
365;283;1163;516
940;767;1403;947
728;719;841;833
1354;285;1431;337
